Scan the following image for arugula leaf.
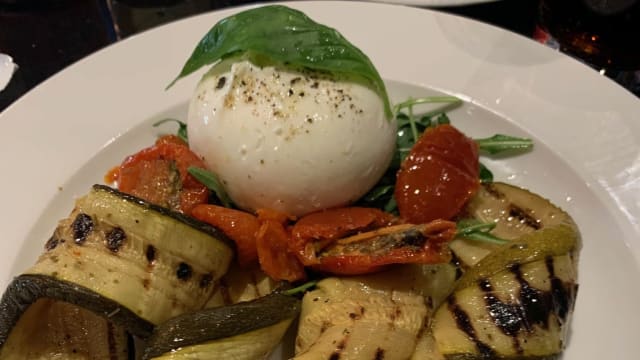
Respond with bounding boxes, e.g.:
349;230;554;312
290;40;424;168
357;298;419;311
282;280;318;296
456;219;508;245
479;162;494;183
153;118;188;143
187;166;233;208
475;134;533;155
168;5;392;118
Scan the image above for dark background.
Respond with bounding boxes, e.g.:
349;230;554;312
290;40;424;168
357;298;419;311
0;0;547;111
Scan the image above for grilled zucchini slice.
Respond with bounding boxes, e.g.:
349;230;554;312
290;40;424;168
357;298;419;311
0;185;234;352
294;264;457;360
432;183;581;359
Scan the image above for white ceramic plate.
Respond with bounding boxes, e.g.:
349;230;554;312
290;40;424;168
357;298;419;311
1;1;639;358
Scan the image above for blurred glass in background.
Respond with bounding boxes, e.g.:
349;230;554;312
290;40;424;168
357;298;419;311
0;0;117;109
534;0;640;95
107;0;257;38
108;0;210;38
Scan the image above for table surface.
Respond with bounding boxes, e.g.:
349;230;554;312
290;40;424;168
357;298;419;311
0;0;543;112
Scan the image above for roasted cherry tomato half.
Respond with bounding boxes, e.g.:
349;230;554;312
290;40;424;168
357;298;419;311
395;124;479;224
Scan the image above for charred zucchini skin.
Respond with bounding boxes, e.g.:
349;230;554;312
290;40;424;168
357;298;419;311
0;274;154;344
143;293;300;359
0;297;133;359
91;185;234;249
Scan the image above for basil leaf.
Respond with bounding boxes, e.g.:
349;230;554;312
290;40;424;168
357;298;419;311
168;5;391;118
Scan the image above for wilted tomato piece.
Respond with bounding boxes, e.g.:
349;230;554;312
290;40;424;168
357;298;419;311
256;209;306;282
395;124;479;224
112;135;209;215
291;207;395;265
191;204;261;266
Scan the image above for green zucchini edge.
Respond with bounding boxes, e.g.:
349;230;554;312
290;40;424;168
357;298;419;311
142;293;300;359
0;273;155;347
92;184;236;250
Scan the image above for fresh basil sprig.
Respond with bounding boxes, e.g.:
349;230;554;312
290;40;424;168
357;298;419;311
168;5;392;118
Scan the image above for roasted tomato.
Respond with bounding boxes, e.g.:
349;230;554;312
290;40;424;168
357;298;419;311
256;209;306;282
312;219;456;275
395;124;479;224
290;207;395;265
191;204;261;266
110;135;209;215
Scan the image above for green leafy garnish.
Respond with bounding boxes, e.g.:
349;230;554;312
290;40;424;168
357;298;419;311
479;162;494;183
168;5;392;118
187;166;233;208
456;219;508;245
282;280;318;296
153;118;188;143
475;134;533;155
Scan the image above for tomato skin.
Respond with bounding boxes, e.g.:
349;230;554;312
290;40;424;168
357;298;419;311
312;219;456;275
191;204;261;267
256;210;306;282
155;134;187;146
290;207;395;265
395;124;479;224
114;136;209;215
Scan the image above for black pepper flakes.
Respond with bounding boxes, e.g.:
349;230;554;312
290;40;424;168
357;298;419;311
146;245;156;263
106;227;127;253
72;213;94;244
177;262;192;280
45;236;59;251
216;76;226;89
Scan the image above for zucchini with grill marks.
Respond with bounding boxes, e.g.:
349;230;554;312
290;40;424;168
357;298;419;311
451;182;575;269
0;184;234;353
432;183;581;360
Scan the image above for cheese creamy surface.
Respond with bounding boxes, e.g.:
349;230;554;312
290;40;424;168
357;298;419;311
188;60;396;216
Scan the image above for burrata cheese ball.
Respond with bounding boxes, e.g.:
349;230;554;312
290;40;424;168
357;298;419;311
187;59;396;217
